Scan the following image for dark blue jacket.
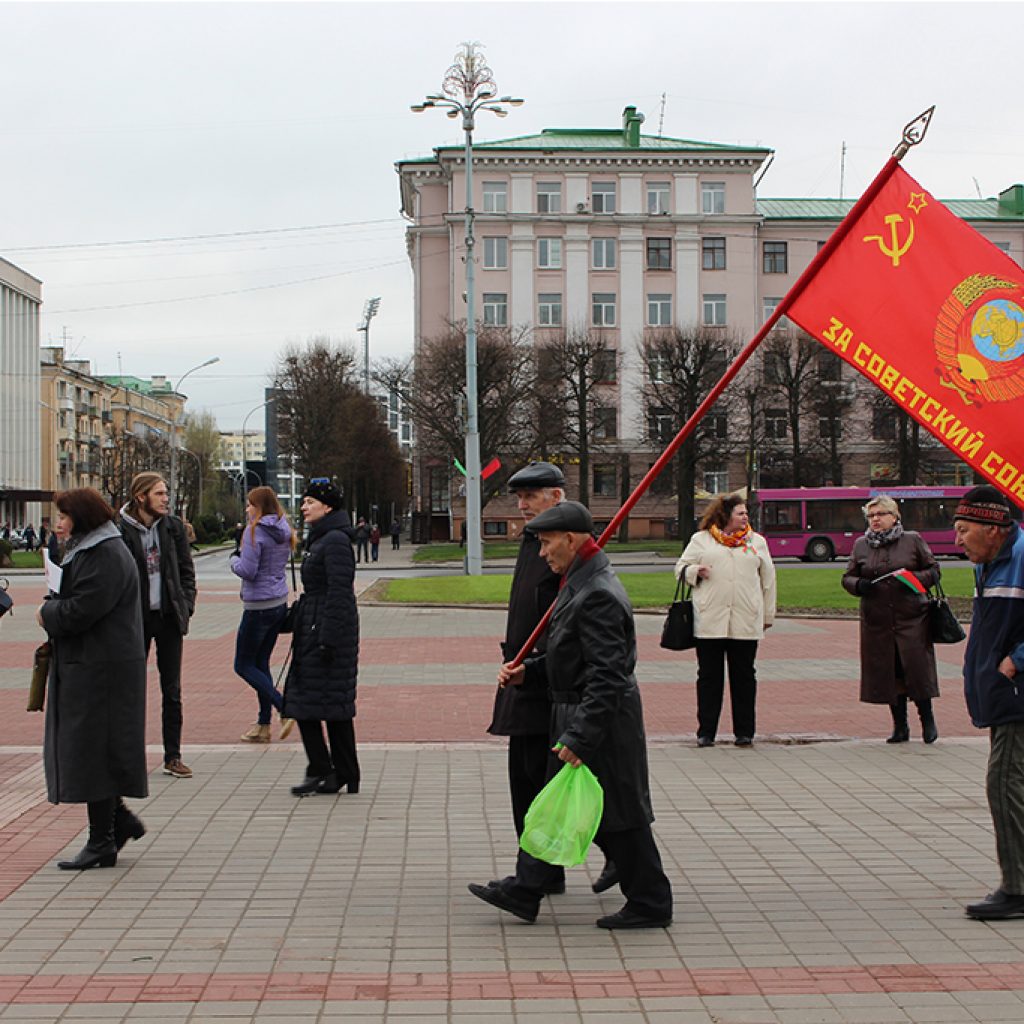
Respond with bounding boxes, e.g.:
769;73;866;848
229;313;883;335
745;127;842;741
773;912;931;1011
964;524;1024;727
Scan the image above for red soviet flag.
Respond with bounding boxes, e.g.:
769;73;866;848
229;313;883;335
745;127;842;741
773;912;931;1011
786;165;1024;505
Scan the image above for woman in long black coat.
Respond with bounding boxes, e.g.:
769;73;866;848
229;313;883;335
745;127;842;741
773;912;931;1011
284;480;360;795
37;488;148;870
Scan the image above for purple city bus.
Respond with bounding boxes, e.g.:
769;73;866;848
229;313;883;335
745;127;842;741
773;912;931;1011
756;486;972;562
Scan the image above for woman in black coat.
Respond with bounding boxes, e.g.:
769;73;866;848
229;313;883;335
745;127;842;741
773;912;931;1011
37;488;148;870
284;480;360;796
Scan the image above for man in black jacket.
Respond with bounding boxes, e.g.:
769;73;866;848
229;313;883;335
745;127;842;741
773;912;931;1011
119;472;197;779
487;462;566;895
471;501;671;929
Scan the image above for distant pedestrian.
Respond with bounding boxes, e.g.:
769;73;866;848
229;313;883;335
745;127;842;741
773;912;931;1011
369;524;381;562
231;486;296;745
38;523;49;552
37;488;147;870
675;493;776;748
390;519;401;550
354;517;369;563
841;495;941;743
22;524;36;551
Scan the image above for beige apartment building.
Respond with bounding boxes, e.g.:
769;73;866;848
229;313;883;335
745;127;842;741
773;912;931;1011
397;107;1024;540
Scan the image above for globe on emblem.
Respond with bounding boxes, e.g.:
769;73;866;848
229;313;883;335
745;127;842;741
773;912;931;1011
971;299;1024;363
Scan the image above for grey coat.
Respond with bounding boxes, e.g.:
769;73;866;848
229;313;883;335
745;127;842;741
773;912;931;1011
841;530;940;703
39;523;149;804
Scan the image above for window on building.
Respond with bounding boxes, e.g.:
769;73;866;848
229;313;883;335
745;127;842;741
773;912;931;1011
482;181;507;213
701;182;725;214
537;181;562;213
594;348;617;383
765;408;788;439
648;353;669;383
704;467;729;494
594;407;618;439
593;463;617;496
483;237;507;269
648;406;674;442
819;415;843;439
483;293;508;326
763;241;788;273
646;237;672;270
647;293;672;326
763;296;792;331
538;293;563;327
702;236;726;270
537;237;562;269
592;238;617;269
592;293;617;327
818;351;843;381
592;181;617;214
647;181;670;214
706;413;728;440
483;521;509;536
872;405;897;440
702;293;727;326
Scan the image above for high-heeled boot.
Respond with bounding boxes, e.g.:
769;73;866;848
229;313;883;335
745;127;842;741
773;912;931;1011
113;798;146;851
58;798;118;870
917;699;938;744
886;695;910;743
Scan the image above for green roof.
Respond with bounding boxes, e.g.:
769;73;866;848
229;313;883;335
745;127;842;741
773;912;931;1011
98;375;175;395
759;192;1024;222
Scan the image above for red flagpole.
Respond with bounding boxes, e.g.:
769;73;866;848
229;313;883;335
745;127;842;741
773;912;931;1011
509;153;910;669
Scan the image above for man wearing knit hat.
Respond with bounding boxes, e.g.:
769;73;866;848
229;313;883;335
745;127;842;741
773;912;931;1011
954;485;1024;919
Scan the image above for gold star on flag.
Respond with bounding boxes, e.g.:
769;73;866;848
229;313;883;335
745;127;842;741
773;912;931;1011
907;192;928;214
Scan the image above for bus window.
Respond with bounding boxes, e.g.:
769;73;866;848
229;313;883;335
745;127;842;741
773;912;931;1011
762;501;801;532
809;499;863;533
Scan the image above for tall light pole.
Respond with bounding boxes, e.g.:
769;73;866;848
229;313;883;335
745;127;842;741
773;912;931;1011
240;398;274;512
412;42;523;576
357;297;381;395
169;356;220;511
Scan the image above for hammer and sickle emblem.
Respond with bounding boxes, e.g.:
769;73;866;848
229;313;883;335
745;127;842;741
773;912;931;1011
863;213;915;267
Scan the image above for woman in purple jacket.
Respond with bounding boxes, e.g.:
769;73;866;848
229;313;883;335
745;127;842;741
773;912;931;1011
231;487;297;743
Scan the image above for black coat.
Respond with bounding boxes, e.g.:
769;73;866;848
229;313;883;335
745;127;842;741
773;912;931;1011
283;510;359;721
39;525;149;804
119;512;197;635
488;533;560;736
531;549;654;833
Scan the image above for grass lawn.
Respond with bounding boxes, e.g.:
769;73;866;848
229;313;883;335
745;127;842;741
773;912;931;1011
379;564;977;610
7;551;42;569
412;540;683;563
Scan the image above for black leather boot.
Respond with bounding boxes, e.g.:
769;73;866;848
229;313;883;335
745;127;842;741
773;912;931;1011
886;695;910;743
58;798;118;870
113;799;146;851
917;699;938;744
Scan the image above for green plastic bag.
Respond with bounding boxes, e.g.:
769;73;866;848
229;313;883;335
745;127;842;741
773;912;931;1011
520;762;604;867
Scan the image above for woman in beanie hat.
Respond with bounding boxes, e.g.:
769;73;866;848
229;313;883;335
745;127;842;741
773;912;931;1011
842;495;942;743
283;480;361;796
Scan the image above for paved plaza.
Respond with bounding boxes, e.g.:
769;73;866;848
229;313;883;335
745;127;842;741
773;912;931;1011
0;551;1022;1022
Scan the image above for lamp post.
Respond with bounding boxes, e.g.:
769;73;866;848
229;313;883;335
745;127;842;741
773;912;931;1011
412;42;523;576
357;297;381;395
178;447;203;519
240;398;274;513
169;357;220;511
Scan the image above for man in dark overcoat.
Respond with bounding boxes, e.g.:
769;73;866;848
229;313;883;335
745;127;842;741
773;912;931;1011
470;501;673;929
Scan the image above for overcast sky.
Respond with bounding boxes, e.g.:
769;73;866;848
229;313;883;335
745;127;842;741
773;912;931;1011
3;1;1021;428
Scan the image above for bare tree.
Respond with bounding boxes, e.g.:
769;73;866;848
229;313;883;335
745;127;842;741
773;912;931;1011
640;324;738;544
182;410;221;516
811;350;855;486
375;322;536;507
537;323;620;507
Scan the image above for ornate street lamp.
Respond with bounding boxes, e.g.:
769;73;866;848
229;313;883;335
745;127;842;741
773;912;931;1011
412;43;523;575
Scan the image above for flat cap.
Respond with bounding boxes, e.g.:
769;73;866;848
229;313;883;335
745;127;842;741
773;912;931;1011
525;500;594;535
507;461;565;492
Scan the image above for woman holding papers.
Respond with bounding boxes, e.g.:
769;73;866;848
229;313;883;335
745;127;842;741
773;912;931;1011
842;495;941;743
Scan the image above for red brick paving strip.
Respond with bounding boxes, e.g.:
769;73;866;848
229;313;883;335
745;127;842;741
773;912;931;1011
3;962;1024;1004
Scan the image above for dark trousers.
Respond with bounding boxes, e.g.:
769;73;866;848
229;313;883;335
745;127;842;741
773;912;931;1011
297;718;360;785
234;605;287;725
695;638;758;741
988;721;1024;894
144;610;184;762
508;734;565;889
356;540;369;563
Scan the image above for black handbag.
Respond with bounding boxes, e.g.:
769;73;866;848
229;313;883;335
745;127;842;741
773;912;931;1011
928;581;966;644
660;577;696;651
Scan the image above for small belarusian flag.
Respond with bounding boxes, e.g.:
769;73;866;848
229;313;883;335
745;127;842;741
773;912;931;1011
891;568;928;594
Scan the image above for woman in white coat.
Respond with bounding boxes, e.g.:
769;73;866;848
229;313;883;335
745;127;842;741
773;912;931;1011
675;494;776;747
